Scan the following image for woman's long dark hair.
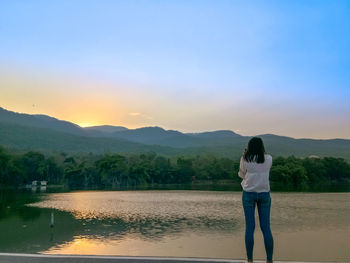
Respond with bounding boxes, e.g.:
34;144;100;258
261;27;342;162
243;137;266;163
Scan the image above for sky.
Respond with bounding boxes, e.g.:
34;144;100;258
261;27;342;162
1;0;349;139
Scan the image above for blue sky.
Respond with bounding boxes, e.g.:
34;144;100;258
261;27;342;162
1;0;349;138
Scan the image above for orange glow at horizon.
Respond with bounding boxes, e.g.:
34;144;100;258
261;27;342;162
76;122;99;128
1;67;350;139
0;68;157;130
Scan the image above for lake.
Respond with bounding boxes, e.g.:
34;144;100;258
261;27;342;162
0;190;349;261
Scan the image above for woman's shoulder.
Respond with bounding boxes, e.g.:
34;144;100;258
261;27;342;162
264;154;272;158
264;154;272;162
241;154;272;164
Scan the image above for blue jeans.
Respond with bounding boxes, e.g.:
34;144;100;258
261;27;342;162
242;190;274;261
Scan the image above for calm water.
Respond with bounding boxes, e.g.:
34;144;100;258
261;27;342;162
0;190;349;261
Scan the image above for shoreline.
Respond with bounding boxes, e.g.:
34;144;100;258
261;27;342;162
0;253;343;263
1;181;350;193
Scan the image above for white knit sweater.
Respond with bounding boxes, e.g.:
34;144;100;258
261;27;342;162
238;154;272;193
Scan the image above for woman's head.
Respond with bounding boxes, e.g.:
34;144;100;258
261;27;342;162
244;137;266;163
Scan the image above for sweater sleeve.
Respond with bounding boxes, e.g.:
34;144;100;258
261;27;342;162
238;156;247;179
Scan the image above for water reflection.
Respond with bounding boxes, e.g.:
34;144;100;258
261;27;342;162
0;190;41;221
28;191;350;232
0;190;349;261
28;191;243;240
0;190;81;253
1;190;242;253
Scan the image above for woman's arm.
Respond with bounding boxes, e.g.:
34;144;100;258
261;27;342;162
238;156;247;179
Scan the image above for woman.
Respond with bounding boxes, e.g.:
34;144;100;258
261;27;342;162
238;137;274;263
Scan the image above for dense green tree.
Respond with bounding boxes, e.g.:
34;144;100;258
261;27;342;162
44;157;63;184
96;154;128;188
175;157;195;183
128;155;150;186
0;147;11;185
16;151;45;183
152;156;172;184
271;160;308;189
1;145;350;190
64;165;84;188
323;157;350;181
302;158;327;183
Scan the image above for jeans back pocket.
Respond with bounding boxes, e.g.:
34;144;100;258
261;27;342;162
258;195;271;207
242;193;255;207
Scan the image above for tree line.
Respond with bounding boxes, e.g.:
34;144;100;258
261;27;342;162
0;146;349;190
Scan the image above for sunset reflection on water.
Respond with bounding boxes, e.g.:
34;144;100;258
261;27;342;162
19;191;350;261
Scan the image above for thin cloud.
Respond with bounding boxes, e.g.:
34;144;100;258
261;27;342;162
129;112;153;120
129;112;141;116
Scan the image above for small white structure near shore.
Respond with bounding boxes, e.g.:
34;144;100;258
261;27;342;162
27;181;48;192
31;180;47;186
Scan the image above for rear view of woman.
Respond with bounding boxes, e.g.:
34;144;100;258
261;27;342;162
238;137;274;263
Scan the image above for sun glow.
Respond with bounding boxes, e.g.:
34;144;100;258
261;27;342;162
77;122;99;128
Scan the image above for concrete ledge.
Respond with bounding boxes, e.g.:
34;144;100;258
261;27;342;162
0;253;344;263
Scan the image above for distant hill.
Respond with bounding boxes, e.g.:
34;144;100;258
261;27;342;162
186;130;240;139
85;127;244;148
1;107;350;160
108;126;205;147
0;122;175;155
0;107;86;136
84;125;128;133
257;134;350;159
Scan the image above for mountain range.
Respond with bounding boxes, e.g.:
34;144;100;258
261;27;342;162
1;107;349;160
